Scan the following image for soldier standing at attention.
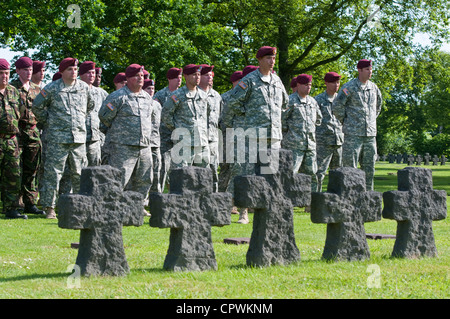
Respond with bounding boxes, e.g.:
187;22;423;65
143;78;163;194
99;64;154;203
79;61;108;166
32;57;95;219
332;59;382;191
281;74;322;193
93;67;103;88
0;59;27;219
161;64;210;169
11;56;45;216
314;72;344;192
31;61;46;89
223;46;289;224
198;64;222;192
153;67;182;191
113;72;127;91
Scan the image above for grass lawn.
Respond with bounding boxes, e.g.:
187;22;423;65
0;162;448;300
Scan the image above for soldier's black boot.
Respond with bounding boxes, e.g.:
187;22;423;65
5;209;28;219
24;204;45;215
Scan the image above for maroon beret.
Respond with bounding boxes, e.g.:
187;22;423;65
230;71;243;83
0;59;10;70
199;64;214;75
143;69;149;79
125;64;144;78
166;67;182;79
290;77;298;88
52;72;62;81
95;67;102;74
324;72;341;82
242;65;258;77
256;46;277;59
15;56;33;69
113;72;127;83
33;61;46;74
143;79;155;89
357;59;372;69
183;64;202;75
296;74;312;85
78;61;96;75
59;57;78;72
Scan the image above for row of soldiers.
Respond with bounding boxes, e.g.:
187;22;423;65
0;46;382;223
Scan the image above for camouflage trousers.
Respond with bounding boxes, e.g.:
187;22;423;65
209;140;219;192
292;148;318;192
0;136;21;211
108;143;153;198
149;146;161;193
39;142;87;209
170;145;210;169
86;139;102;166
316;142;342;192
342;135;377;191
20;132;42;206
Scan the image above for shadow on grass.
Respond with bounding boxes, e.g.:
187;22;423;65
0;272;68;283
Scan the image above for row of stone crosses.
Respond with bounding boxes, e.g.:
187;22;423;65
58;149;447;277
379;153;447;166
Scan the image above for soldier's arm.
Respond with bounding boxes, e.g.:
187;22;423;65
313;99;323;126
281;101;293;132
376;86;383;117
332;86;349;124
222;80;250;128
161;95;178;131
31;87;50;127
86;87;95;114
98;95;119;128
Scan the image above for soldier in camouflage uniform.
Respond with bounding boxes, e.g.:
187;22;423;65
79;61;108;166
282;74;322;193
314;72;344;192
332;59;382;191
161;64;210;169
143;78;163;194
31;61;46;89
154;67;183;192
32;57;95;219
223;47;289;223
0;59;27;219
199;64;222;192
11;57;45;216
99;64;154;201
218;71;243;195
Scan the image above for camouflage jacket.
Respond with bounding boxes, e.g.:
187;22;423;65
220;88;245;132
200;87;222;142
99;85;154;147
281;93;322;151
161;86;209;147
32;79;95;144
150;99;162;148
314;91;344;146
154;86;176;148
332;78;382;137
0;85;21;135
86;86;108;142
223;69;289;141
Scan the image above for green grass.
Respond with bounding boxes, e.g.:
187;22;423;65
0;162;449;299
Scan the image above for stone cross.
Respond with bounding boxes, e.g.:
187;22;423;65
58;166;144;276
423;153;431;165
233;149;311;267
416;154;423;165
432;155;439;165
310;167;383;261
149;166;232;271
388;153;395;163
440;155;447;166
396;154;402;164
382;167;447;258
407;154;415;166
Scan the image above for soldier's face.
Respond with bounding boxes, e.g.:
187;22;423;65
62;66;78;82
0;69;10;87
358;66;372;81
127;72;144;91
200;72;214;88
297;82;312;97
115;81;126;90
258;55;276;71
168;75;182;88
184;72;201;87
17;67;33;82
144;85;155;97
325;80;340;93
80;69;96;85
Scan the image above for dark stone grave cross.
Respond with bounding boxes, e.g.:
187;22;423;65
149;166;232;271
58;166;145;276
423;153;431;165
310;167;383;261
432;155;439;166
382;167;447;258
233;149;311;267
440;155;447;166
